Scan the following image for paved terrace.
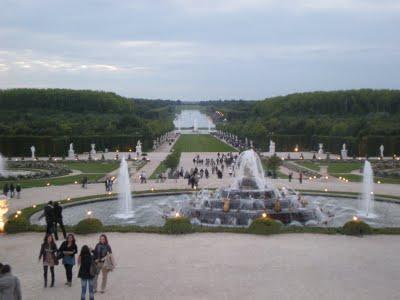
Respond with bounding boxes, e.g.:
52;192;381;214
1;233;399;300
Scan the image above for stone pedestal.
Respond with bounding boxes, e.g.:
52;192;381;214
341;149;348;160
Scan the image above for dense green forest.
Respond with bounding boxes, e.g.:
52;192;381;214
1;88;400;156
201;90;400;156
0;89;175;156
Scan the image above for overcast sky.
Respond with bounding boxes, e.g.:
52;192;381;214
1;0;399;100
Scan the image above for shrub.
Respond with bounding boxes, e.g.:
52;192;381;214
342;220;372;236
74;218;103;234
164;150;181;170
163;217;193;234
4;216;30;233
247;217;281;235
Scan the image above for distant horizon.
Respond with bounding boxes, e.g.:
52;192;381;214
2;86;399;102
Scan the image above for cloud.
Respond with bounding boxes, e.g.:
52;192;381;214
171;0;400;14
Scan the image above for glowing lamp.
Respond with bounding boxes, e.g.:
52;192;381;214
262;212;267;218
175;212;180;218
353;216;358;222
74;181;78;184
46;182;51;186
32;204;37;208
17;210;22;215
87;210;92;217
67;197;71;201
324;188;328;192
151;188;155;192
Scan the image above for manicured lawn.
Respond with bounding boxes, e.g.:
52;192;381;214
173;134;236;152
332;173;400;184
333;174;363;182
1;161;123;189
150;161;168;179
2;174;104;189
327;162;362;174
296;161;321;172
62;161;119;173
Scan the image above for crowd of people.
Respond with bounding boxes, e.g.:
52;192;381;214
34;201;116;299
104;177;114;192
1;231;114;300
2;183;22;199
37;232;114;299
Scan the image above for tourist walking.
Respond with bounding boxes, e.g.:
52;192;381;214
9;184;15;198
54;202;67;240
93;234;113;293
0;264;22;300
15;184;21;199
39;234;58;288
78;245;95;300
2;183;9;197
58;234;78;287
299;172;303;184
288;172;293;182
43;201;55;235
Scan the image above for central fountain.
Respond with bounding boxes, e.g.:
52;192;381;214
114;156;135;219
183;149;321;226
0;153;7;177
361;160;374;217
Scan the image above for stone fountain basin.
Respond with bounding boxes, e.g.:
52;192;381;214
29;192;400;228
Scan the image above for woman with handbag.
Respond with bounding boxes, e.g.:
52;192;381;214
78;245;95;300
38;233;58;288
92;234;112;293
58;233;78;287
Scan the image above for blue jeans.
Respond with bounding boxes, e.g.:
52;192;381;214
81;279;94;300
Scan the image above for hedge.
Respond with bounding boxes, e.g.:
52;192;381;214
342;220;372;236
74;218;104;234
163;217;193;234
247;217;282;235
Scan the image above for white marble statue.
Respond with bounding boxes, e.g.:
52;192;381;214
318;143;324;157
341;143;348;159
30;145;35;159
136;140;142;156
380;144;384;157
90;143;96;156
269;140;276;155
68;143;75;158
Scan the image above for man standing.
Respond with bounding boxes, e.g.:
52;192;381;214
44;201;55;235
54;202;66;240
0;265;22;300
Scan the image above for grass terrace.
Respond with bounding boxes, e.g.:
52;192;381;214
172;134;236;152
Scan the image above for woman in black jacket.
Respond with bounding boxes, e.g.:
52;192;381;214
38;234;58;287
78;245;94;300
58;233;78;286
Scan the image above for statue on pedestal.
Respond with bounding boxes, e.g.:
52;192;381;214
341;143;348;159
136;140;142;156
68;143;75;159
379;144;384;158
90;143;96;156
269;140;276;155
318;143;324;157
30;145;35;159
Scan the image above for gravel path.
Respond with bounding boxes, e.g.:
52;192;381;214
1;233;399;300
